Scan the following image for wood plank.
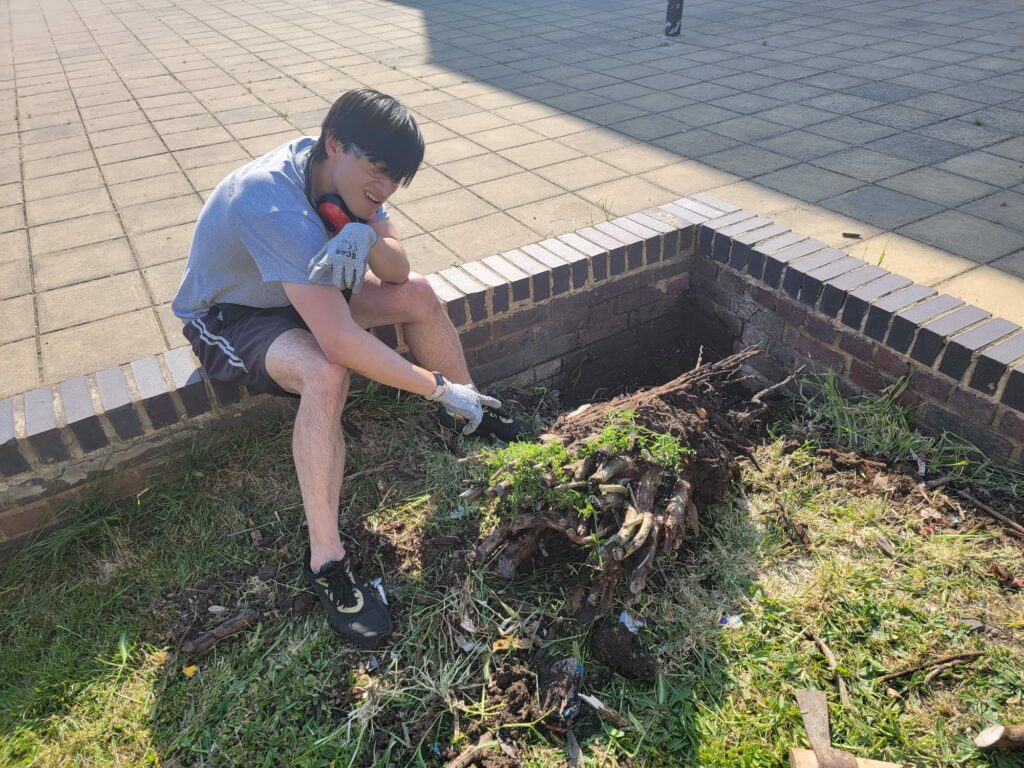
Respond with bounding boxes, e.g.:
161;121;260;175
789;748;902;768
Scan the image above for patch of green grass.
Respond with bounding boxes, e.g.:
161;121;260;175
788;372;1024;497
1;384;1022;766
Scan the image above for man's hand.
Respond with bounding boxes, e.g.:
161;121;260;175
426;374;501;435
307;223;379;294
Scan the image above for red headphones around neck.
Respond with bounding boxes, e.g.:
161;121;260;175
315;193;352;234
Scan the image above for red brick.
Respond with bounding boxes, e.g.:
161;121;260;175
805;313;837;344
838;329;874;360
910;368;953;402
785;328;847;372
0;502;56;539
777;297;807;326
948;387;997;425
874;346;909;376
897;387;922;409
999;409;1024;442
751;284;777;310
850;361;892;394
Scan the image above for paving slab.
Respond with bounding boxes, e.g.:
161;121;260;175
3;0;1024;398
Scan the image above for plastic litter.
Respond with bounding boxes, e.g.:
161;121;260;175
718;614;743;629
618;610;646;634
370;577;388;605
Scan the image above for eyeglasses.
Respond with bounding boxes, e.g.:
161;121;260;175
348;142;400;185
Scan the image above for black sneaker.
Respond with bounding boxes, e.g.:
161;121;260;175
437;405;534;442
305;548;392;648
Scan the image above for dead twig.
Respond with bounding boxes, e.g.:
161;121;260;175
803;628;850;708
878;651;983;684
957;490;1024;540
183;608;260;655
345;459;401;483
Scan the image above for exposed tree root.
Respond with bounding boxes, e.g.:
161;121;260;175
476;348;772;620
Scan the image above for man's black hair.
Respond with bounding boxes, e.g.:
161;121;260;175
313;89;424;187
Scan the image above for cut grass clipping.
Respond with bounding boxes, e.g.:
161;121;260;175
0;380;1021;767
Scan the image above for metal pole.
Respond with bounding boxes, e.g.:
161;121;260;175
665;0;683;37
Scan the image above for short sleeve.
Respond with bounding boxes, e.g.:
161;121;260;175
235;208;326;285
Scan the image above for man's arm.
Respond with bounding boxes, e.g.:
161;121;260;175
283;281;436;394
367;216;409;284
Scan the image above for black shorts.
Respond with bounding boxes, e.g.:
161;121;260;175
183;302;331;398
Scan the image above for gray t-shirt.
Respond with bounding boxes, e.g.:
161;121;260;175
172;136;387;320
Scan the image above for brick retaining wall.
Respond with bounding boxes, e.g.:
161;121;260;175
2;192;1021;556
686;196;1024;464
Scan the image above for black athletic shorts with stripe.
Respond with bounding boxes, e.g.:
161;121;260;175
183;294;350;399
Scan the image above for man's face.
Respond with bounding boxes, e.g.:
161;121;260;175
326;136;401;221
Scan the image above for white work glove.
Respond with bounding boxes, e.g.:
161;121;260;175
425;373;501;435
307;222;379;294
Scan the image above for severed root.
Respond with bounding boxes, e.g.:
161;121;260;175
497;530;547;579
590;455;633;484
183;608;260;655
662;480;694;552
478;510;589;560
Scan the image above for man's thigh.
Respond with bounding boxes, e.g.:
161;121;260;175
348;271;435;329
264;328;333;396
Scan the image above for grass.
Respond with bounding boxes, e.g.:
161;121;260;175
1;381;1022;767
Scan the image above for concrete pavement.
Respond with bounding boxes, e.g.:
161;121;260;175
2;0;1023;398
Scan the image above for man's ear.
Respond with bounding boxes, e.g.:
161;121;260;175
325;133;342;158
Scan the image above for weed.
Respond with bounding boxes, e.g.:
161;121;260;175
787;372;1024;497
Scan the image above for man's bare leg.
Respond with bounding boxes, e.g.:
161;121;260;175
264;328;351;571
350;273;472;384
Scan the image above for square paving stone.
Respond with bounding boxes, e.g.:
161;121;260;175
756;131;850;161
0;338;39;398
435;154;520;186
434;211;546;261
38;271;150;333
879;167;998;206
470;172;563;209
822;186;942;229
400;188;499;231
702;146;796;177
938;150;1024;186
499;140;583;170
857;105;941;130
662;103;741;128
0;295;35;345
33;239;136;290
39;309;166;384
986;137;1024;161
803;93;884;114
865;133;967;164
962;190;1024;232
991;250;1024;279
847;82;924;102
918;116;1012;148
143;259;188;304
707;116;791;142
756;164;864;202
653;129;741;158
640;161;740;196
812;148;919;182
536;157;626;191
899;211;1022;263
806;117;899;143
576;177;676;217
755;104;837;128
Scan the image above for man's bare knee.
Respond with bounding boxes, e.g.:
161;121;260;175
405;273;444;323
302;360;350;412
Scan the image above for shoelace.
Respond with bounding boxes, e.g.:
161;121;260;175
315;564;357;608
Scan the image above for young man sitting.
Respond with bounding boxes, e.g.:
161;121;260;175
172;89;529;648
